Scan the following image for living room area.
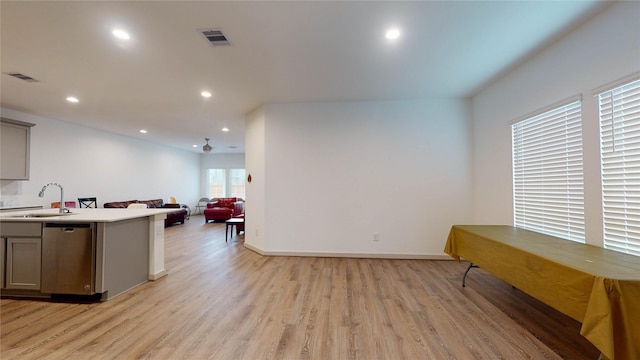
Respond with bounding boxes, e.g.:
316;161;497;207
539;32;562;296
0;95;470;260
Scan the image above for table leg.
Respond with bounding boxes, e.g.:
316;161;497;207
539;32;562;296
462;262;479;287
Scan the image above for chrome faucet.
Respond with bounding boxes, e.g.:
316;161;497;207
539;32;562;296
38;183;69;213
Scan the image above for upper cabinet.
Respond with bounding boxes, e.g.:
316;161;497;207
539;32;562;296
1;118;35;180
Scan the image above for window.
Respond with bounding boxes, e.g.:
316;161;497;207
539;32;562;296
206;168;246;199
229;169;246;199
511;99;585;242
207;169;226;198
598;78;640;256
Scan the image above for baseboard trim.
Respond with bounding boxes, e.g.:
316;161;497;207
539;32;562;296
148;269;168;281
243;243;451;260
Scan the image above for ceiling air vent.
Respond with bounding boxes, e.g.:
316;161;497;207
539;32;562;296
4;72;40;83
199;28;230;47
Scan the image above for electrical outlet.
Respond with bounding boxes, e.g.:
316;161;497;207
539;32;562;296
373;233;380;241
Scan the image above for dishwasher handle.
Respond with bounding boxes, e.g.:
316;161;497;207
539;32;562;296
44;223;92;228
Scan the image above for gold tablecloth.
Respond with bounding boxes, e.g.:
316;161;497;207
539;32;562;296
444;225;640;360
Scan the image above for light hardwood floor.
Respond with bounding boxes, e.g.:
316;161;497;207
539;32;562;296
1;215;599;359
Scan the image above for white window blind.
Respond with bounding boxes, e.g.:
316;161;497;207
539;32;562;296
512;100;585;242
207;169;226;198
206;168;247;199
230;168;246;199
598;78;640;256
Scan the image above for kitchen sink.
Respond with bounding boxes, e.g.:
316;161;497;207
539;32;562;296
9;213;77;218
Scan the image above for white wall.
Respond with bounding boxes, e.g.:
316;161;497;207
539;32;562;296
245;99;473;257
244;107;266;251
0;108;201;209
471;1;640;246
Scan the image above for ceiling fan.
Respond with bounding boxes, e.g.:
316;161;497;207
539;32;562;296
203;138;212;153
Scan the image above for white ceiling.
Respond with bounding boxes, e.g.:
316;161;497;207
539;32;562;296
1;1;609;154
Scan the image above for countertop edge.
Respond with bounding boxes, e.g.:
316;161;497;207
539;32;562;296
0;208;171;223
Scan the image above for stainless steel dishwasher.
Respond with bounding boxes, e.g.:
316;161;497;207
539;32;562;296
41;223;96;295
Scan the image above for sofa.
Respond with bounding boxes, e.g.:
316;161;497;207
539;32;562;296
204;197;244;224
103;198;188;226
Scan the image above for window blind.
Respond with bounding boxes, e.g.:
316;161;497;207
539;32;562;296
598;78;640;256
512;100;585;242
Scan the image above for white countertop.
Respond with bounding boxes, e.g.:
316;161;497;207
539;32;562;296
0;208;173;223
0;205;43;212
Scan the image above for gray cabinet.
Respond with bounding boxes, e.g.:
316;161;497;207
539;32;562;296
5;237;41;290
1;118;35;180
1;222;42;291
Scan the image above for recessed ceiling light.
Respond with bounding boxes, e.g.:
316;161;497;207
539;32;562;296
201;91;212;98
385;28;400;40
192;144;198;148
222;127;229;132
112;29;130;40
139;129;147;134
66;96;79;103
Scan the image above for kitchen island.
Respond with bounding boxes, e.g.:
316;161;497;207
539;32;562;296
0;208;174;300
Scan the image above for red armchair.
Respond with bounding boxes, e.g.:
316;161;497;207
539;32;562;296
204;198;244;223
